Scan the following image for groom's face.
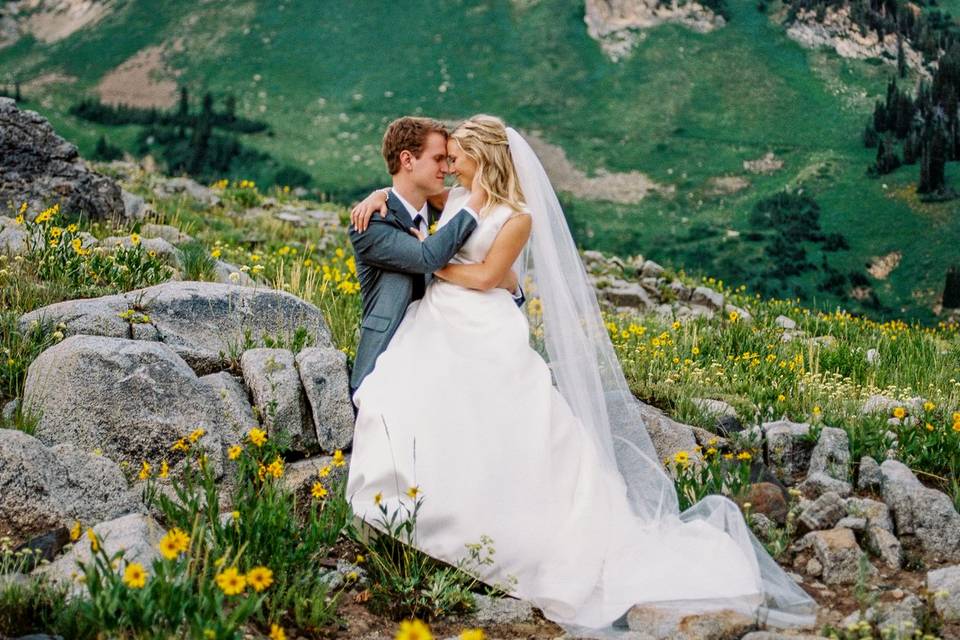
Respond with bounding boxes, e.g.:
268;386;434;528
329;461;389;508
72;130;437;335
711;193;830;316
409;131;449;196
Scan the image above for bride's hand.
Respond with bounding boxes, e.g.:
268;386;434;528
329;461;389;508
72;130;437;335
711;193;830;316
350;188;389;233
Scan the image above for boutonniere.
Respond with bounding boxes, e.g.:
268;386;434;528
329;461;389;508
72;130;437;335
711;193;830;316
428;222;438;235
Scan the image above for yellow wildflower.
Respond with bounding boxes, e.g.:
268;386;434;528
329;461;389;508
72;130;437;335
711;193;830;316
728;310;740;322
925;423;935;432
374;491;383;506
892;407;907;419
188;427;205;443
86;528;100;552
269;624;286;640
953;422;960;433
311;482;327;499
923;401;936;411
138;460;151;480
67;223;79;233
158;528;190;559
777;394;786;402
159;460;169;479
215;566;246;595
232;511;240;522
246;566;274;592
210;247;222;259
129;233;141;246
318;464;332;478
812;406;822;416
171;438;189;452
673;451;690;466
737;451;752;461
123;562;147;589
691;346;700;355
248;427;267;447
228;445;242;460
356;554;365;563
266;456;284;478
332;449;346;467
395;619;434;640
70;521;81;541
406;485;421;499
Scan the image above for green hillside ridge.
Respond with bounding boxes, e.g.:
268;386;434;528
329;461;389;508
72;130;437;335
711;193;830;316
1;0;958;323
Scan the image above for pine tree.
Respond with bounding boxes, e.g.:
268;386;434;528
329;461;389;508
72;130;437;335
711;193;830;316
14;80;21;102
919;108;948;193
178;86;189;118
944;265;960;309
897;33;907;78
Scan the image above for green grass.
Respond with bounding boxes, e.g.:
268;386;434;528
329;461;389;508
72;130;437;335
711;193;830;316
1;0;958;321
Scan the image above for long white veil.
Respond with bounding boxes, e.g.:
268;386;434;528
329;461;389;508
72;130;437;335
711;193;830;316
506;127;817;634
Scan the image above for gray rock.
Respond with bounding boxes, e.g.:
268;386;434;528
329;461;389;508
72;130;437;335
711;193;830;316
724;303;752;323
295;347;354;452
282;453;350;500
153;177;220;206
860;395;902;415
927;564;960;621
866;348;880;364
22;335;229;474
0;429;142;545
691;397;737;418
140;223;192;245
668;280;691;301
120;189;149;221
0;98;125;222
740;633;829;640
807;427;849;483
690;286;723;311
799;491;847;532
841;594;925;636
241;348;317;454
749;512;776;541
880;459;960;561
39;514;164;590
762;419;813;484
800;527;869;585
774;315;797;330
635;401;698;468
857;455;883;492
599;279;655;310
640;259;664;278
797;472;851;499
20;282;333;374
212;260;254;286
835;516;866;532
2;397;18;422
865;525;902;569
0;220;28;255
805;557;823;577
275;211;305;226
466;593;537;625
625;606;754;639
845;497;893;533
198;371;255;435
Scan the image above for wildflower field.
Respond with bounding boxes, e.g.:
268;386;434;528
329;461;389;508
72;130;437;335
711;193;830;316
2;168;959;639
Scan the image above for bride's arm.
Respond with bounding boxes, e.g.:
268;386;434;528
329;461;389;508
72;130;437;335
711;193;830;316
434;214;531;291
350;187;452;233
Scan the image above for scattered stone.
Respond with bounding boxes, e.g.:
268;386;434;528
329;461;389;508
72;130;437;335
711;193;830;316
0;98;125;221
690;286;723;311
100;235;182;268
798;491;847;533
212;260;254;286
742;152;784;175
725;303;752;323
880;459;960;561
749;512;776;541
691;397;737;419
625;605;755;639
0;428;142;545
39;514;164;589
865;525;902;569
762;419;813;484
640;259;664;278
198;372;255;435
856;456;883;493
744;482;788;525
12;527;71;570
841;594;925;636
797;472;852;499
845;497;893;533
282;453;349;501
140;223;192;244
22;335;230;473
800;527;869;585
805;557;823;577
152;176;220;206
241;348;317;454
0;218;28;256
715;414;743;437
295;347;354;452
866;348;880;364
807;427;849;483
598;279;655;310
466;593;537;626
860;395;902;415
927;565;960;621
835;516;866;532
120;189;149;221
636;401;698;466
774;315;797;330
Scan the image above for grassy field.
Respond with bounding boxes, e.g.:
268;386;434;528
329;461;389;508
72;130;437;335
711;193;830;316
1;0;958;321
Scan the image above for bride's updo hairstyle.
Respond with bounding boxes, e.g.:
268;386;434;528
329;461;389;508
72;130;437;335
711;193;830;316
450;114;526;217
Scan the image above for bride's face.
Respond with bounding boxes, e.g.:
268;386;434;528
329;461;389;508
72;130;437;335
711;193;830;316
446;139;478;188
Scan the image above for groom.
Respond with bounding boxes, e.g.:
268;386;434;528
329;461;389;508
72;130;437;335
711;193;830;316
348;117;487;396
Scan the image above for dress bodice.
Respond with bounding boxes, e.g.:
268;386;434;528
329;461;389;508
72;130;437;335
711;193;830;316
439;186;523;265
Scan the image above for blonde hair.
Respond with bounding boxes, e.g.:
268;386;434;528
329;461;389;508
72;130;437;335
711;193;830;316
450;114;525;217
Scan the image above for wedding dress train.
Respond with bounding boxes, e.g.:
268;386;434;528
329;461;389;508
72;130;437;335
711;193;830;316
347;188;814;635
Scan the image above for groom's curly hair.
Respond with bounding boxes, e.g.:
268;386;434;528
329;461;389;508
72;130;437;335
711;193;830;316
382;116;448;175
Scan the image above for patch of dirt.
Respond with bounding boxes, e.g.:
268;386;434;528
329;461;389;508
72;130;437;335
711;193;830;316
743;152;784;175
867;251;902;280
705;175;750;196
21;0;112;44
523;130;675;204
95;41;183;109
22;71;77;91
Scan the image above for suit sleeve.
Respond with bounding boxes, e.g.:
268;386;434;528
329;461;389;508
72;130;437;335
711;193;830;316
349;209;477;274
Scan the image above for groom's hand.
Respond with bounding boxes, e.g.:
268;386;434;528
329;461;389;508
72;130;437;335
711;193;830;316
351;189;390;233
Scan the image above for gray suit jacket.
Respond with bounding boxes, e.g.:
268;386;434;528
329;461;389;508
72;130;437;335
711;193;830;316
348;191;477;392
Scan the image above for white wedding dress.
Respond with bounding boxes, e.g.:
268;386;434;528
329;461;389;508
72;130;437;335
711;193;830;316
347;187;810;635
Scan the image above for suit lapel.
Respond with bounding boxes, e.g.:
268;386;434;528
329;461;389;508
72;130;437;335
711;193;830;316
386;191;414;229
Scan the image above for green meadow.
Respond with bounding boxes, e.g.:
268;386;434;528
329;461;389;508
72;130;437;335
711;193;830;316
1;0;957;321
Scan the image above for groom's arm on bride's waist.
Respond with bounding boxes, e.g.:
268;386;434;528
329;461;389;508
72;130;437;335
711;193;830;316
348;208;477;274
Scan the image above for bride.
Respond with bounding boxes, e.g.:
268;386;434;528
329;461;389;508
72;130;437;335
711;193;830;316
346;115;817;636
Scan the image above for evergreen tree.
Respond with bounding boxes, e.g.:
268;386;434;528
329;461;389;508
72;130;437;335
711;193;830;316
14;81;21;102
863;122;879;147
897;33;907;78
225;94;236;122
178;86;189;118
919;107;948;193
944;265;960;309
